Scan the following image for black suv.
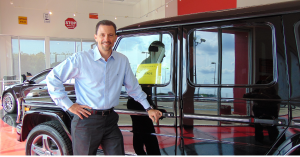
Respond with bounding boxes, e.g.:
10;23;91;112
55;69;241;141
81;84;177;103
15;1;300;155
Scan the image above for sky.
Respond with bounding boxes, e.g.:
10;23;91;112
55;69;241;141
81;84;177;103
193;30;236;97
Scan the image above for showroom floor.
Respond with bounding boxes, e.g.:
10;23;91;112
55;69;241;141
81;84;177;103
0;104;25;155
0;99;276;155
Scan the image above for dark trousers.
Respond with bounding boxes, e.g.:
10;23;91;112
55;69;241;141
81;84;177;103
133;133;161;155
253;104;279;143
127;98;161;155
71;111;125;155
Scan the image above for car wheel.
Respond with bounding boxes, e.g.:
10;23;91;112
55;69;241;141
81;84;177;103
2;92;17;113
25;121;73;155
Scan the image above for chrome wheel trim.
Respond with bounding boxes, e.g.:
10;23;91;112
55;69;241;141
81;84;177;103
3;94;13;112
30;134;62;156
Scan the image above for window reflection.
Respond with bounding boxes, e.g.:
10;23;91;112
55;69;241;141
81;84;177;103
192;30;219;85
190;24;273;87
116;34;172;85
188;24;274;117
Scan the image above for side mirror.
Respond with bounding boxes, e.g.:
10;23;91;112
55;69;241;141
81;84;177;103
23;80;35;84
23;80;30;84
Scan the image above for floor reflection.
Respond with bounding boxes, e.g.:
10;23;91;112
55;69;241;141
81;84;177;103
0;109;19;128
0;108;26;155
0;108;287;155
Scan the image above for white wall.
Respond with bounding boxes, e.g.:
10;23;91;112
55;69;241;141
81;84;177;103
0;0;136;38
131;0;178;25
0;5;2;34
133;0;166;24
165;0;177;18
237;0;296;7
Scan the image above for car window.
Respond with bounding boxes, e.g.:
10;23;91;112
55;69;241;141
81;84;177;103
291;20;300;99
189;23;275;86
116;33;172;85
296;21;300;60
31;71;49;84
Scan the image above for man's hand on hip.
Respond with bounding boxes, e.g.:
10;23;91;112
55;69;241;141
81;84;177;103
68;103;92;119
147;109;163;123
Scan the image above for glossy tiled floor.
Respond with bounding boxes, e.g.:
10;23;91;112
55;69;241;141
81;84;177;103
0;99;278;155
0;106;25;155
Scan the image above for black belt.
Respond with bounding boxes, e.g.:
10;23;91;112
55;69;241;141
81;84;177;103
85;108;114;116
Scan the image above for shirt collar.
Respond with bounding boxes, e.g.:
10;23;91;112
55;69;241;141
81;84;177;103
93;46;116;61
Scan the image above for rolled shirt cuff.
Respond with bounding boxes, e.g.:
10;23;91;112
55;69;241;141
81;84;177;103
55;96;74;111
139;99;151;110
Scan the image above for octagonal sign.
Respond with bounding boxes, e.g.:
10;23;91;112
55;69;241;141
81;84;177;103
65;18;77;29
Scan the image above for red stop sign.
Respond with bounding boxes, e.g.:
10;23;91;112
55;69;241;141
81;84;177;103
65;18;77;29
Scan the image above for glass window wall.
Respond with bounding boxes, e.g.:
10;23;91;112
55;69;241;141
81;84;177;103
0;36;94;84
11;38;45;77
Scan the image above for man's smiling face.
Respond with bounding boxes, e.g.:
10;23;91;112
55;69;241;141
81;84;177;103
94;25;117;54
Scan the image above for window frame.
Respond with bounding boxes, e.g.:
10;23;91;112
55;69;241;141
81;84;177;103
186;22;278;88
114;30;175;87
295;21;300;64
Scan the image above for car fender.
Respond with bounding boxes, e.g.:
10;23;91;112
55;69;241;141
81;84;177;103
2;83;23;98
1;88;17;100
19;110;72;142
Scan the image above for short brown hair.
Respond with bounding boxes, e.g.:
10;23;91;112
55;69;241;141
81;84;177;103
95;20;117;34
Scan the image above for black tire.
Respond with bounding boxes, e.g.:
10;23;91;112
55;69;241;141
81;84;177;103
25;121;73;155
2;92;17;114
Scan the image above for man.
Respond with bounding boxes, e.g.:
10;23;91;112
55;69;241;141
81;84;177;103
46;20;162;155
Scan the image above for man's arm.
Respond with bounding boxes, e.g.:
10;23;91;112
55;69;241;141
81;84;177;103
46;55;92;119
123;58;162;123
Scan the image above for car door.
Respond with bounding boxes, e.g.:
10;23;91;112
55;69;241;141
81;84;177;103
21;70;75;104
273;12;300;155
180;16;289;155
21;70;53;103
113;28;178;155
